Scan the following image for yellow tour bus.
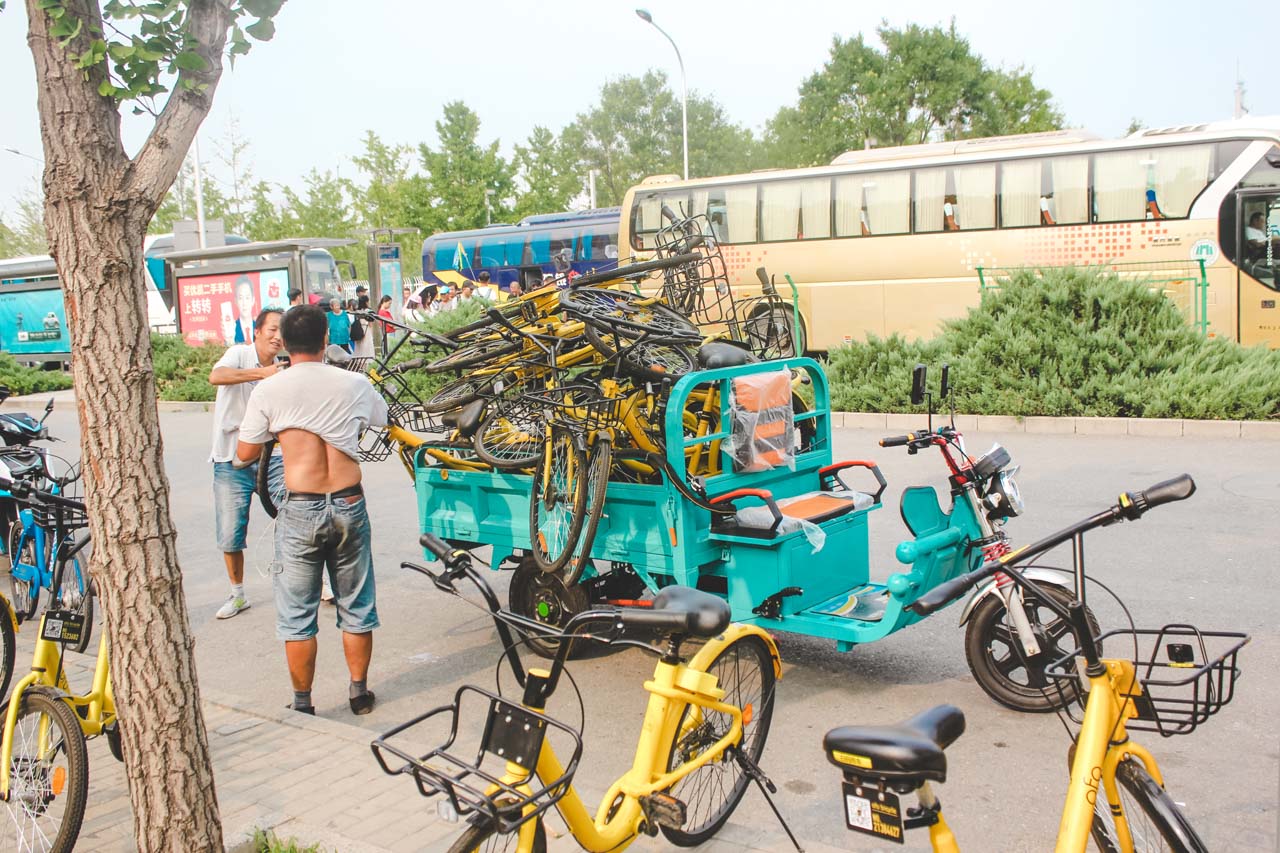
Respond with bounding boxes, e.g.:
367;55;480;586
618;118;1280;351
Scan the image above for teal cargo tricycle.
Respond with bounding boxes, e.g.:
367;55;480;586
415;359;1089;712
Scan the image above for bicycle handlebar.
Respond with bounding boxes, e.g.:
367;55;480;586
567;252;702;288
909;474;1196;617
0;474;86;512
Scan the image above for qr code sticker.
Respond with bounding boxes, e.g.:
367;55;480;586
845;792;872;830
46;619;63;636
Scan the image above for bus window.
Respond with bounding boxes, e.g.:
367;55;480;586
761;181;802;241
1048;156;1089;224
479;239;505;268
914;168;948;233
953;164;995;230
528;233;551;264
855;171;910;236
548;229;575;269
507;238;529;266
434;242;454;272
1001;159;1043;227
721;184;758;243
799;178;831;239
1093;150;1149;222
1238;144;1280;188
1149;144;1214;218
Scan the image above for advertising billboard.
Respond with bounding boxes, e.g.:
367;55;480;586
0;287;69;355
176;267;290;346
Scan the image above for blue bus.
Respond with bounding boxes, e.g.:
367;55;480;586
421;208;620;293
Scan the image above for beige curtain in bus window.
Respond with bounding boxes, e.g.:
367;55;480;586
863;171;911;235
1093;151;1147;222
1050;156;1089;224
834;176;864;236
724;184;758;243
1151;145;1212;217
954;164;996;230
691;188;710;218
663;191;691;220
637;194;661;232
914;168;947;233
798;178;831;239
761;181;802;241
1001;159;1042;226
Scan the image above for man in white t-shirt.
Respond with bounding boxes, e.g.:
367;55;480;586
208;308;286;620
236;304;388;716
1245;212;1278;260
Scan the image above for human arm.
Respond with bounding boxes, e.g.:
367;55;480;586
209;346;281;385
234;385;274;468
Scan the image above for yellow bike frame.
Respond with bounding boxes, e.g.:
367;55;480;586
0;612;114;798
482;624;780;853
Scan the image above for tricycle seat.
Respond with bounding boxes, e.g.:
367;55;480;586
715;489;875;540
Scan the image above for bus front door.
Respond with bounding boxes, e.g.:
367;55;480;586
1235;190;1280;347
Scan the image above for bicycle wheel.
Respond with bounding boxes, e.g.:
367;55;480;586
0;595;15;702
528;430;587;574
53;545;93;655
964;581;1098;712
583;325;696;383
474;396;545;470
425;337;521;374
7;520;41;623
561;288;698;337
562;438;611;585
3;688;89;853
1089;759;1208;853
446;805;546;853
661;634;777;847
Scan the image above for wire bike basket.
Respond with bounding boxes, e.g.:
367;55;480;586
371;685;583;834
29;498;89;533
525;383;627;433
1046;624;1248;737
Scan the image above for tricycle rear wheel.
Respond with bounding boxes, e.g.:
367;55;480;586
964;581;1097;713
508;556;589;660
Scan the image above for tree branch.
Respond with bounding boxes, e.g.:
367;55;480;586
126;0;233;210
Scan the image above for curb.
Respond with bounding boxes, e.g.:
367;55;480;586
830;412;1280;440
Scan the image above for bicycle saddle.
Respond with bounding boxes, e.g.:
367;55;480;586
696;341;757;370
441;399;487;439
823;704;965;784
623;585;732;640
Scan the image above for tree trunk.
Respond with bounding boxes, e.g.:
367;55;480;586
26;2;224;849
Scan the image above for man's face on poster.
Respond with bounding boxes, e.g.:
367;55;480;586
236;282;255;320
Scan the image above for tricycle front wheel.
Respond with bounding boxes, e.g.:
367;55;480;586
963;582;1097;713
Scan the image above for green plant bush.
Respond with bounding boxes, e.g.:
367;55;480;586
826;268;1280;420
151;333;223;402
0;352;73;396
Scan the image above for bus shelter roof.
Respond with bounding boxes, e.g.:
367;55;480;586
157;238;355;264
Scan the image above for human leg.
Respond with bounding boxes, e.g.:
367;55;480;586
273;499;326;707
213;461;256;618
329;495;378;713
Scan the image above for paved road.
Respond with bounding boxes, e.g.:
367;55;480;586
31;409;1280;851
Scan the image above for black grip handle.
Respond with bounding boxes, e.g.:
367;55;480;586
910;565;993;616
387;357;424;374
879;434;912;448
418;331;456;350
419;533;453;561
1119;474;1196;520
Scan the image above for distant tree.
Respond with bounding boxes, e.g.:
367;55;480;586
419;101;515;232
150;155;231;234
764;20;1064;167
513;125;582;218
0;187;49;255
213;114;254;232
559;70;759;205
1125;117;1145;136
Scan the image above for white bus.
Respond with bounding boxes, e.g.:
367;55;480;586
619;117;1280;350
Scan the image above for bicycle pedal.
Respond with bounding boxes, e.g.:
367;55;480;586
638;792;686;834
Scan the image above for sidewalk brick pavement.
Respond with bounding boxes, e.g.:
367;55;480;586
79;691;840;853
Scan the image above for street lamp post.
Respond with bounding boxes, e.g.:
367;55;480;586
485;189;496;226
635;8;688;181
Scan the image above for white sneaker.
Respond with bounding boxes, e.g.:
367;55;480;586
321;581;335;605
216;595;250;620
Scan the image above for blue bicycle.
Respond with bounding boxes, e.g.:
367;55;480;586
7;460;93;650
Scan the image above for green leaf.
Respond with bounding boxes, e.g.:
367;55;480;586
107;42;136;61
239;0;284;18
97;78;116;97
244;17;275;41
173;50;208;71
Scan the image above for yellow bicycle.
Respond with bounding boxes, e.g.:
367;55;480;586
824;475;1246;852
373;534;798;852
0;480;115;853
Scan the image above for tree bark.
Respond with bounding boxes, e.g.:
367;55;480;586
25;1;233;849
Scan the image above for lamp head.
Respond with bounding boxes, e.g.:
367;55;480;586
635;8;653;23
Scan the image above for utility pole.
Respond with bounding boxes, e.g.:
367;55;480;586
1234;63;1247;119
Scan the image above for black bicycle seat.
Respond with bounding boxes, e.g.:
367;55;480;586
823;704;965;785
441;399;487;439
696;341;758;370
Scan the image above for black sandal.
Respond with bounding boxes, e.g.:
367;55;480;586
349;690;376;715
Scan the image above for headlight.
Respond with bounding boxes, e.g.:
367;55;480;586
992;466;1025;518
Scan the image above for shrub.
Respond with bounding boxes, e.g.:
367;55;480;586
0;352;74;396
151;333;223;402
826;268;1280;420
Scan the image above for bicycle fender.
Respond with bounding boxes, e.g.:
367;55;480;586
956;566;1073;627
688;623;782;679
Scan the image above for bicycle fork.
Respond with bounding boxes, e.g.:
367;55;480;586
984;541;1042;658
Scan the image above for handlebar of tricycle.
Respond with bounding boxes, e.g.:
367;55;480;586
909;474;1197;617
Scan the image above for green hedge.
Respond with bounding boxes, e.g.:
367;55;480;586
0;353;73;396
826;268;1280;420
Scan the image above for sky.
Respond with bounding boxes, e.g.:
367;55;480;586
0;0;1262;219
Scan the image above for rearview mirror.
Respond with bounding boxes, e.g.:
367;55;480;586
910;364;927;406
939;364;950;399
45;398;55;413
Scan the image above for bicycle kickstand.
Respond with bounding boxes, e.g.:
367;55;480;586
733;747;803;852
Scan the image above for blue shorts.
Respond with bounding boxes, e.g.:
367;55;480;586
272;492;379;641
212;458;284;553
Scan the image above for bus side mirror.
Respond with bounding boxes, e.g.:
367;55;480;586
910;364;927;406
939;364;950;399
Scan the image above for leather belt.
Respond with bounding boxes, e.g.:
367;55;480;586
285;484;363;502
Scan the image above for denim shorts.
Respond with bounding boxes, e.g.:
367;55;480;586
212;457;284;553
272;493;379;641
